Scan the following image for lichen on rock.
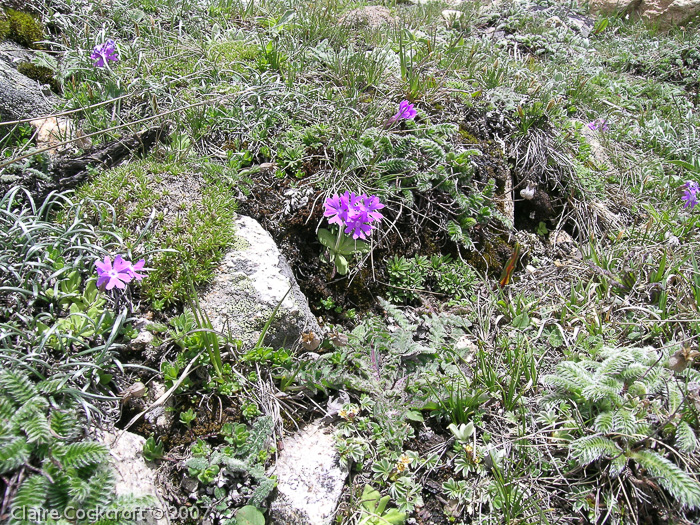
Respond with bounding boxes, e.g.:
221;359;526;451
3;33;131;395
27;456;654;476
200;214;321;350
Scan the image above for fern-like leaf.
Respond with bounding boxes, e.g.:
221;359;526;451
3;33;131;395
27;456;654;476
248;476;276;507
612;409;638;436
0;370;38;405
68;470;92;503
50;410;80;441
675;421;698;454
9;474;48;523
37;377;69;395
55;441;109;468
581;376;624;403
417;139;446;163
596;350;635;378
0;437;30;474
609;454;627;478
0;396;16;419
631;450;700;509
24;411;51;444
570;435;621;467
428;123;459;138
594;412;614;433
376;158;418;174
80;465;116;509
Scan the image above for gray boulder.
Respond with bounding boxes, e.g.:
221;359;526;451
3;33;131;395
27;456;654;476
200;215;320;350
0;42;56;121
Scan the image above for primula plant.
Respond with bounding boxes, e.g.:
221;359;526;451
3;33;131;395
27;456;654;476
95;255;146;291
681;181;699;209
386;100;417;127
90;39;118;68
318;191;384;275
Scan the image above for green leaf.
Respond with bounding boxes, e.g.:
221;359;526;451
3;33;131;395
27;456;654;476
317;228;336;250
631;450;700;509
235;505;265;525
337;236;369;256
60;270;82;294
405;410;424;422
336;254;348;275
512;312;530;329
675;421;698;454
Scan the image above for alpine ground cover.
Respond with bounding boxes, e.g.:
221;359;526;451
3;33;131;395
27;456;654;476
1;0;700;523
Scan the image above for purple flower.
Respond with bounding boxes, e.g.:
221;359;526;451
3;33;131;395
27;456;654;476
389;100;417;124
128;259;146;281
323;192;385;240
587;118;609;132
324;192;351;227
681;181;699;209
95;255;133;290
91;39;119;68
95;255;147;290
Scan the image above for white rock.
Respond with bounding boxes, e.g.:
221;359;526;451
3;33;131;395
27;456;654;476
269;420;349;525
441;9;464;27
99;430;168;525
200;215;320;349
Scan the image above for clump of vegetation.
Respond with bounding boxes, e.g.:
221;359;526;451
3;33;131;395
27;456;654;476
2;0;700;523
1;9;45;49
0;369;154;524
17;62;60;92
73;159;239;308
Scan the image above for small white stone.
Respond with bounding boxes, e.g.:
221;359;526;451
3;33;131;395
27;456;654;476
441;9;463;27
520;182;536;200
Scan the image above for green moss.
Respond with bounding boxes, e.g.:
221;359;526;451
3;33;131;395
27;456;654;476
459;129;480;144
17;62;59;92
3;9;45;49
0;12;9;40
73;158;239;307
207;40;258;69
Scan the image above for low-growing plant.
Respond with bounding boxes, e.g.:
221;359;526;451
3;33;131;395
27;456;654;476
143;435;165;462
357;484;406;525
542;345;700;517
0;369;153;523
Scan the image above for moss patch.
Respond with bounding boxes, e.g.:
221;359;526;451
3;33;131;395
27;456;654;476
73;158;239;307
206;40;258;70
17;62;60;92
2;9;45;49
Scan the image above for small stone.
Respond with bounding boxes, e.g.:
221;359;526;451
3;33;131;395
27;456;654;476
339;6;397;29
525;265;536;274
269;420;349;525
182;477;199;493
130;329;154;351
441;9;463;27
122;382;147;402
520;181;536;200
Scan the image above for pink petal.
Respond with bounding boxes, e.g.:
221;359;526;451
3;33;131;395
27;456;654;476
112;255;131;272
95;256;112;273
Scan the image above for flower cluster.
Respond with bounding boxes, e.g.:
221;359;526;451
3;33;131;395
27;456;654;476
91;39;119;68
681;181;699;209
587;118;609;132
95;255;145;290
388;100;417;124
324;191;384;240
